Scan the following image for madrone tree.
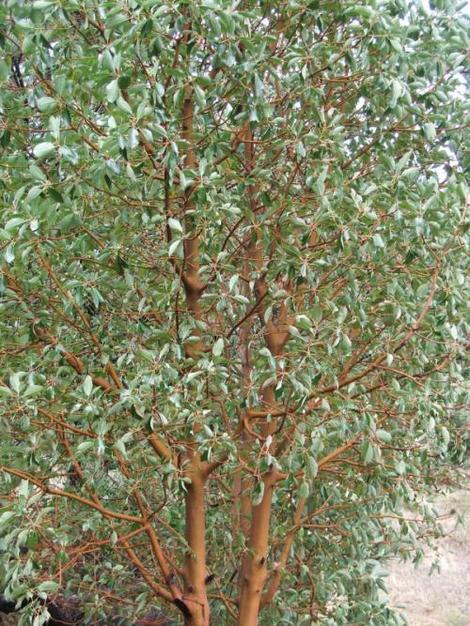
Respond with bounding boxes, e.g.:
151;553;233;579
0;1;468;625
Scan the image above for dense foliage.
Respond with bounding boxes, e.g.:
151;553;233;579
0;1;468;625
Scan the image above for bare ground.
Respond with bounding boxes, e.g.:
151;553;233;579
386;485;470;626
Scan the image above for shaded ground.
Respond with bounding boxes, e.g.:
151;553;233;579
387;485;470;626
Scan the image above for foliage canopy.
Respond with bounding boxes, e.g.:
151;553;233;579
0;1;468;625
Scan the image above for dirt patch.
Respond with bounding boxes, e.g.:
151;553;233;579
386;486;470;626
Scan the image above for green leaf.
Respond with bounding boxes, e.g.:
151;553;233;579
37;581;60;593
116;95;133;115
106;79;119;103
193;84;206;108
83;375;93;396
37;96;57;112
0;60;9;82
118;74;132;90
4;217;26;231
376;429;392;444
49;188;64;203
168;238;183;258
395;460;406;475
252;481;265;506
33;142;55;159
288;325;302;339
423;122;436;142
77;441;95;453
185;371;203;383
212;337;224;357
32;0;54;7
363;441;374;464
311;305;322;322
254;73;264;98
4;245;14;264
168;217;183;233
390;79;402;107
115;438;127;458
229;274;239;292
23;384;43;397
306;456;318;479
298;480;310;499
0;511;16;529
372;234;385;248
9;373;21;394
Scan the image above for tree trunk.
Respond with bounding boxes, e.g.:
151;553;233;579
184;609;210;626
237;467;281;626
183;459;210;626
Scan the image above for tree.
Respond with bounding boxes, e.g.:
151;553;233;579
0;1;468;625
